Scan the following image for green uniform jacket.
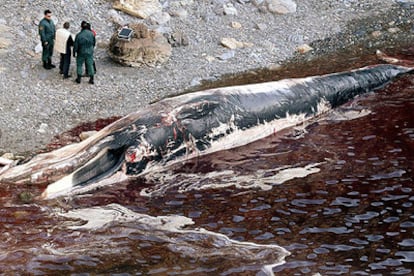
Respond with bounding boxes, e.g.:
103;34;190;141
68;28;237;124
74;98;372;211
74;29;96;56
38;18;56;44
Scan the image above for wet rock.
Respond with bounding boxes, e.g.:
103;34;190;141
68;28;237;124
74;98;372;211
109;23;172;67
113;0;162;19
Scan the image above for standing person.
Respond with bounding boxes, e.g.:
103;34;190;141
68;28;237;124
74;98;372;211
84;22;97;76
73;21;96;84
38;9;56;69
55;22;74;79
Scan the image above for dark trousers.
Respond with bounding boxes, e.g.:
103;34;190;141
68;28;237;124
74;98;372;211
42;41;54;62
76;54;94;77
59;51;71;77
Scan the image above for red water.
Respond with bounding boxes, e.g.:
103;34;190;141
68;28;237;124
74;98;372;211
0;50;413;275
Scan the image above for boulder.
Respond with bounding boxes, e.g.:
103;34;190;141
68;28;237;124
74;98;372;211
109;23;172;67
113;0;162;19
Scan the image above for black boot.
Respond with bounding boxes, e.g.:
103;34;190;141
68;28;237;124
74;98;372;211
48;59;56;68
43;61;51;70
75;75;81;83
88;76;94;84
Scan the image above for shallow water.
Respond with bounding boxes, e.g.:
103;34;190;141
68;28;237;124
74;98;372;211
1;49;413;275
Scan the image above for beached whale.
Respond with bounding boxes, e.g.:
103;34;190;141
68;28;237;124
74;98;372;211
0;64;412;199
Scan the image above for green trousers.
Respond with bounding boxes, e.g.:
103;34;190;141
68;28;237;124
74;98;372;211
42;41;54;62
76;54;94;76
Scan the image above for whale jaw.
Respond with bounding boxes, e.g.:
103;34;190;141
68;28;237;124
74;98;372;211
41;171;129;199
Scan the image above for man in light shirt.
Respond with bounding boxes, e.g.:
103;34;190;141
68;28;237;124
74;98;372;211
55;22;74;79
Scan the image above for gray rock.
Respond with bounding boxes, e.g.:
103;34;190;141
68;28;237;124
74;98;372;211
223;3;238;15
217;50;236;60
37;123;48;134
267;0;297;14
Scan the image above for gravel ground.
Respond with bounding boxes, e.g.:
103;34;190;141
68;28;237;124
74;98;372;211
0;0;413;156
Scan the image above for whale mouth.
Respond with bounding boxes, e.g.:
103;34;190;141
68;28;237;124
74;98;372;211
40;146;127;199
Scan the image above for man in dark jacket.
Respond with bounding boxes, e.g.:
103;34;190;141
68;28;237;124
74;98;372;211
38;9;56;69
73;21;96;84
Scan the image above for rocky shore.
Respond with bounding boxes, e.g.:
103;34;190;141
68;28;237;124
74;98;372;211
0;0;413;157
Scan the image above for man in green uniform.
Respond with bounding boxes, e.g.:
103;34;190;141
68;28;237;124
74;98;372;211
73;21;96;84
38;9;56;69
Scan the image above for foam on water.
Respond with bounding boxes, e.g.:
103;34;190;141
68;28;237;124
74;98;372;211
57;203;290;275
141;163;323;197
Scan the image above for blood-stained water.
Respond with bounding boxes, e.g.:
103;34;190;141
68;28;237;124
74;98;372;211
0;49;413;275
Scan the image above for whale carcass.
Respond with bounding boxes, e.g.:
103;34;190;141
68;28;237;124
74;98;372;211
0;64;412;198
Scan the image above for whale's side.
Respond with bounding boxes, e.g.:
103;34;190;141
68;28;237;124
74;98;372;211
0;64;411;198
119;64;412;175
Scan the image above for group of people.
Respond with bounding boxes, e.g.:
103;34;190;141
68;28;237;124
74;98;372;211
38;9;96;84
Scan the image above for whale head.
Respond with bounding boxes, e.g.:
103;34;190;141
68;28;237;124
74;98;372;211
0;111;162;199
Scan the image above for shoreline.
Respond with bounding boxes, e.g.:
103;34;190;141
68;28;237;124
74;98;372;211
0;0;413;156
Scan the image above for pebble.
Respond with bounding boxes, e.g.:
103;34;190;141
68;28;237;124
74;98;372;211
297;44;313;54
267;0;297;14
230;21;242;29
217;50;236;60
223;3;238;15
